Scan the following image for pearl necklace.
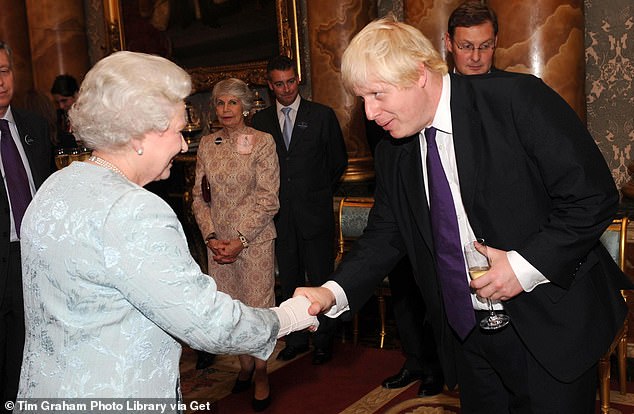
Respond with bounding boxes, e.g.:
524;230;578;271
88;155;128;179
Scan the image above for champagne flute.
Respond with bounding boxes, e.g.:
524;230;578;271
464;238;510;330
54;148;70;170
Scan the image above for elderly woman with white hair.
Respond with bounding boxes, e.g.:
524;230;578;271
15;51;316;408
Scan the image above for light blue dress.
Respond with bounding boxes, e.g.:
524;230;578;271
17;162;279;401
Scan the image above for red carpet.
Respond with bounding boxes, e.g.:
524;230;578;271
180;342;634;414
215;342;403;414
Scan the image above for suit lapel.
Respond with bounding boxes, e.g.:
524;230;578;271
397;135;434;247
449;75;481;219
288;100;310;152
12;109;48;188
12;110;39;184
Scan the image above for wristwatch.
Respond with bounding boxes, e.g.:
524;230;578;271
205;232;217;242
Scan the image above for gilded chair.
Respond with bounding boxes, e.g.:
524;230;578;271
598;216;629;414
336;196;391;348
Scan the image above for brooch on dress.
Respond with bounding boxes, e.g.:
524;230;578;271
236;134;254;154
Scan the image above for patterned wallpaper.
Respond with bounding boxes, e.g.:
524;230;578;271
585;0;634;191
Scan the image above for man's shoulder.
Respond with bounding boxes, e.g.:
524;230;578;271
252;105;276;119
451;70;547;106
453;70;541;89
12;107;47;127
299;98;335;115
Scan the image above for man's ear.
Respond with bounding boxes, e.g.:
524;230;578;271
417;63;428;89
444;32;453;53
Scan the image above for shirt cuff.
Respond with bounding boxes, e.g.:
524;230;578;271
507;250;549;292
322;280;350;318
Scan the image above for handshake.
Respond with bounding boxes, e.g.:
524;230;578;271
271;296;320;338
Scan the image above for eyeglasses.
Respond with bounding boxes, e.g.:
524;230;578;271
453;41;496;53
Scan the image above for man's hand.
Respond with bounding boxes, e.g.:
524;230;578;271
469;245;523;301
293;286;336;316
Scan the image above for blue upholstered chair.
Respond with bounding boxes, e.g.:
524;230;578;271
598;217;629;414
336;196;391;348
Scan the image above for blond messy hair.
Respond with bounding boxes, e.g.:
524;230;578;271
341;15;448;93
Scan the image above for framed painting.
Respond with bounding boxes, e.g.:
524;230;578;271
103;0;301;91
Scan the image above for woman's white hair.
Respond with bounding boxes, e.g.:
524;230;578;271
211;78;254;112
69;51;191;151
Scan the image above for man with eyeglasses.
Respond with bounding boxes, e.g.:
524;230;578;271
445;1;498;75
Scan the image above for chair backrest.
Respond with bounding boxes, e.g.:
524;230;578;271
600;217;629;271
337;197;374;260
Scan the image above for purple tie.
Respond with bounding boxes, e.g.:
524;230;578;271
425;127;475;339
0;119;32;238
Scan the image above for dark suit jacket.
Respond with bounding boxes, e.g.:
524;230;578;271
332;71;631;388
252;98;348;240
0;107;52;304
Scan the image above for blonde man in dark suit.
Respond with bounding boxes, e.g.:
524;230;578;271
297;17;631;413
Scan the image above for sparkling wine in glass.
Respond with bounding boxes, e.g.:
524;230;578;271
464;238;510;330
54;148;70;170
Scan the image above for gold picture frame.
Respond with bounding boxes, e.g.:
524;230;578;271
103;0;301;92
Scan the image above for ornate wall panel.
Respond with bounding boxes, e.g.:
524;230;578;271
25;0;90;92
404;0;462;56
306;0;377;181
585;0;634;192
491;0;586;120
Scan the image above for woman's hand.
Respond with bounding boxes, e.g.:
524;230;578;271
206;239;222;256
271;296;320;338
208;238;244;264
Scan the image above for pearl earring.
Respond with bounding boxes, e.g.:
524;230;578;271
137;148;144;156
242;110;249;117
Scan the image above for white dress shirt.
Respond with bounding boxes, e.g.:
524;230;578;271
276;95;301;138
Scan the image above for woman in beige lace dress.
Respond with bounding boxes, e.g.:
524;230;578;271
192;78;279;412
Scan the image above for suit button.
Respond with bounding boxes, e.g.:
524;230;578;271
287;178;291;182
286;156;290;161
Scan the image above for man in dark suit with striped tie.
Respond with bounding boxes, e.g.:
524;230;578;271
0;41;52;411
